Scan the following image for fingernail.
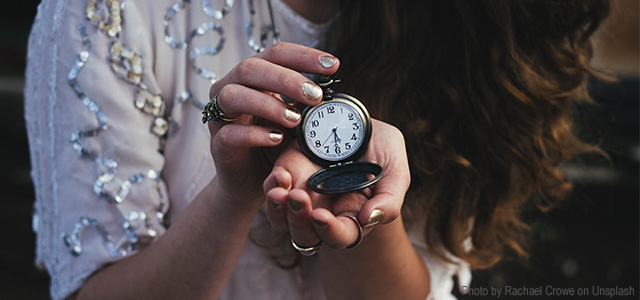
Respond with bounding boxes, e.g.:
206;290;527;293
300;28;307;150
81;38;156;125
269;130;283;142
270;200;283;210
289;198;304;212
302;81;323;102
365;209;384;227
312;217;327;228
319;55;338;68
285;106;301;122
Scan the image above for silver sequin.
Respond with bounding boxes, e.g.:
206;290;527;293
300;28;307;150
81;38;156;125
202;0;234;20
63;217;128;257
189;21;225;83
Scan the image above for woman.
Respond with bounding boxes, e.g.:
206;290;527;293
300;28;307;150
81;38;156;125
25;0;609;299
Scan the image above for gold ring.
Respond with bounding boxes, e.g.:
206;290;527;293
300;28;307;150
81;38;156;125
201;93;238;124
291;238;323;256
342;214;363;249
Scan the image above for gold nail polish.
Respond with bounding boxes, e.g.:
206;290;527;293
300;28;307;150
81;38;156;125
289;198;304;212
285;106;301;122
319;55;338;68
302;81;323;102
365;209;384;227
269;131;283;142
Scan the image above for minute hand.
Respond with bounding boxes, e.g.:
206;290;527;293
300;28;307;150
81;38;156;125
321;127;336;146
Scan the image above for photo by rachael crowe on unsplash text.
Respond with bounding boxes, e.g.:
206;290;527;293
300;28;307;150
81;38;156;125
462;285;636;298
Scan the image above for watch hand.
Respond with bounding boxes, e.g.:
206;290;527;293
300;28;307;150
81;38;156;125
321;129;334;146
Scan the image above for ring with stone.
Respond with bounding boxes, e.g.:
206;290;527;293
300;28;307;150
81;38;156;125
202;93;238;124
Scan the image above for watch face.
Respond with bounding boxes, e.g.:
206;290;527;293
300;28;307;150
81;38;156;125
300;96;370;164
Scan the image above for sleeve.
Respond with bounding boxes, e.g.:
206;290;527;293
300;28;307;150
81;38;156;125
407;220;472;300
25;1;171;299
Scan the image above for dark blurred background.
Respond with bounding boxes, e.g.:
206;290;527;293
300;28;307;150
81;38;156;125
1;1;637;299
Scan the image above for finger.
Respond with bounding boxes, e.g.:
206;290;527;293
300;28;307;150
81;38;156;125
356;165;410;228
256;42;340;75
263;166;293;194
310;209;362;249
287;189;321;247
216;58;324;106
358;120;411;227
273;146;321;191
211;42;340;106
264;187;290;232
210;124;283;162
216;84;302;127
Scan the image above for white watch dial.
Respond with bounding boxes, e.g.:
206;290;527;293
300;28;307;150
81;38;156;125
303;100;365;162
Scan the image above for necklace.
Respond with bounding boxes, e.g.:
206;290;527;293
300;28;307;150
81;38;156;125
247;0;281;52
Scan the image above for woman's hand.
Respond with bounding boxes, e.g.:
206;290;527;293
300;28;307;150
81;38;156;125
207;42;340;207
263;119;411;249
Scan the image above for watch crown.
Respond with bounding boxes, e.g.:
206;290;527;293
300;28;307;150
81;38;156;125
317;75;341;101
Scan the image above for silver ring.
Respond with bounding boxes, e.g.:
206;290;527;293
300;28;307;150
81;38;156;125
201;93;238;124
343;214;363;249
291;238;323;256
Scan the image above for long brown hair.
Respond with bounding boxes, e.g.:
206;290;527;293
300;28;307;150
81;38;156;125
330;0;610;268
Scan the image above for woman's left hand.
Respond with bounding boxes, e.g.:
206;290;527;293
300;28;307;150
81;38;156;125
263;119;411;249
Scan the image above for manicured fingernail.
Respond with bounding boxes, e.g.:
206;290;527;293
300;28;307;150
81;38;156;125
289;198;304;212
319;55;338;68
270;200;283;210
365;209;384;227
302;81;323;102
313;217;327;228
285;106;301;122
269;130;283;142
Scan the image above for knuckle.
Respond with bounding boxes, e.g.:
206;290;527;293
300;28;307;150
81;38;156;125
215;126;233;146
219;84;238;100
274;70;290;92
265;41;288;59
236;57;261;79
218;84;243;111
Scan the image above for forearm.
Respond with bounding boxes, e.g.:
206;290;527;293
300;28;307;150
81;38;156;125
318;218;430;300
77;177;262;299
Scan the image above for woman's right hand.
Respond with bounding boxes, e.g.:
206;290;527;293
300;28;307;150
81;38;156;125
206;42;340;208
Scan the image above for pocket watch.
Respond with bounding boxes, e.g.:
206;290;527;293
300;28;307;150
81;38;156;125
296;75;382;194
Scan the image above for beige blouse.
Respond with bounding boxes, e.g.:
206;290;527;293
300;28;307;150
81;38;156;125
25;0;470;299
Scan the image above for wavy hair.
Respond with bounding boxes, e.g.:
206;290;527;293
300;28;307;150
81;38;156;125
330;0;610;268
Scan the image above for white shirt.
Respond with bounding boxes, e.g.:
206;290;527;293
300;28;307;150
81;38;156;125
25;0;470;299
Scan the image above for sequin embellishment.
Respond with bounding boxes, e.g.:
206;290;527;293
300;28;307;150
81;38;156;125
202;0;234;20
62;0;281;258
86;0;123;37
62;9;168;257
